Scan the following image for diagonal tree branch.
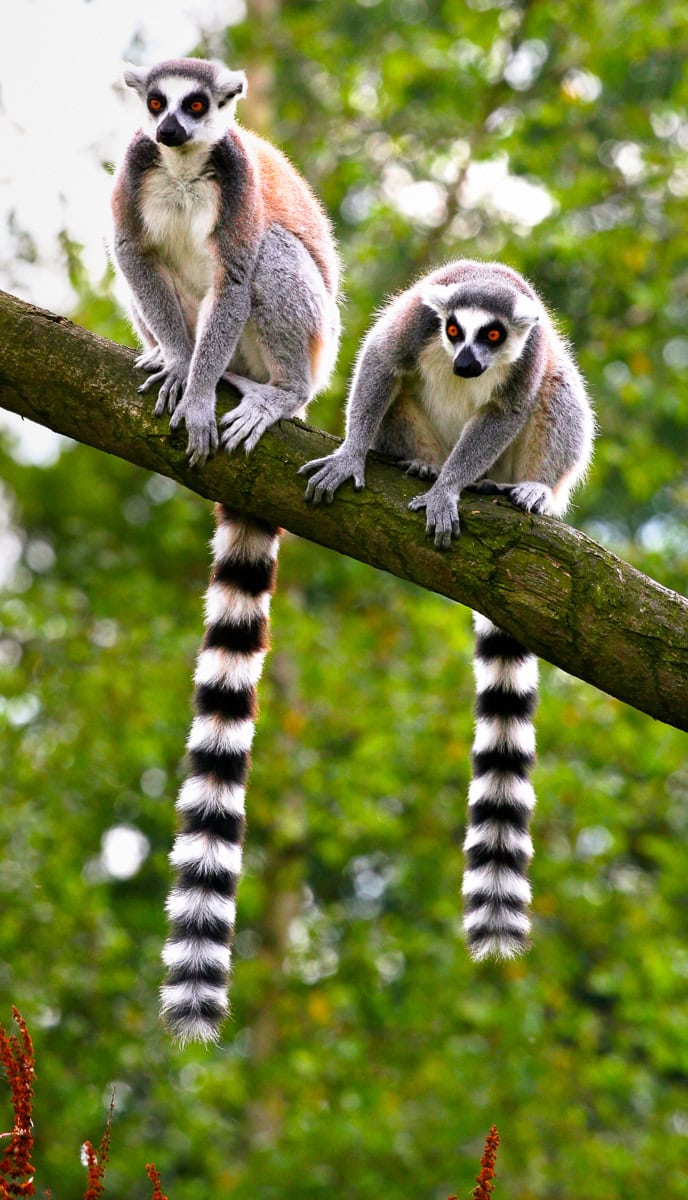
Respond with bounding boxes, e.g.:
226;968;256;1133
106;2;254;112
0;287;686;731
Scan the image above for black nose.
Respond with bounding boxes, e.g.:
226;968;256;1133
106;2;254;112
453;348;484;378
156;117;190;147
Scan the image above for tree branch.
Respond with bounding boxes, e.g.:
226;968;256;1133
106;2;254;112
0;287;686;731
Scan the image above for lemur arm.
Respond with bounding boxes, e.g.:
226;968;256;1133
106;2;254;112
111;138;194;417
300;320;402;503
408;403;531;550
301;343;398;502
113;236;194;418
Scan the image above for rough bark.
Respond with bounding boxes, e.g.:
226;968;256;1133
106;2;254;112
0;287;686;731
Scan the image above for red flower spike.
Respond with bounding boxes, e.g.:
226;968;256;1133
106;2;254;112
145;1164;169;1200
82;1094;114;1200
471;1125;500;1200
0;1010;36;1198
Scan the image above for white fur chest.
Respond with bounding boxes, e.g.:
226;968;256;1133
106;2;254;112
140;151;219;319
417;338;508;453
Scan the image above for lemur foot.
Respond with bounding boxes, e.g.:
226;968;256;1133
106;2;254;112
399;458;440;481
508;482;554;514
299;447;366;504
408;482;460;551
221;375;300;454
135;346;165;373
139;357;190;417
470;479;554;515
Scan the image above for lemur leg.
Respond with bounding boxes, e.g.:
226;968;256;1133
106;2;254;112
222;228;330;454
130;304;165;373
470;479;555;516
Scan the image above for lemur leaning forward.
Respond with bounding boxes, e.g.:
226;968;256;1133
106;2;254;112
112;58;340;1043
301;260;594;961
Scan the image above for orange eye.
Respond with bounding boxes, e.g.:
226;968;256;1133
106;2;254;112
148;97;163;112
447;324;459;338
190;100;205;113
487;328;502;342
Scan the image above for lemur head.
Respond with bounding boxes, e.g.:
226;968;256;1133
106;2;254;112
123;58;247;148
422;281;540;379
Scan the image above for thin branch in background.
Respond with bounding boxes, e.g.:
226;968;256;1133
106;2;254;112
145;1163;169;1200
0;1007;36;1199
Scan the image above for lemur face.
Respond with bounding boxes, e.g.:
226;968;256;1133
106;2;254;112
422;285;540;378
124;61;246;149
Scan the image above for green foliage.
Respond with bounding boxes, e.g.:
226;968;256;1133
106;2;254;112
1;1;687;1196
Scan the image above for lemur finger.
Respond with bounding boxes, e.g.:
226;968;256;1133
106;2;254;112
139;368;169;395
407;494;428;513
305;465;351;503
298;457;330;476
187;423;218;466
166;381;182;414
221;417;259;454
243;421;271;454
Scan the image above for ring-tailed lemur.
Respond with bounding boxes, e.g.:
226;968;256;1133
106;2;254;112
111;58;340;1043
301;259;594;961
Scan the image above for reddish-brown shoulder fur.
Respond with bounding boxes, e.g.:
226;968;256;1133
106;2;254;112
239;128;339;298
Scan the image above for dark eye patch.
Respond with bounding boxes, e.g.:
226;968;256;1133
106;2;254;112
182;92;210;117
446;320;464;343
147;93;166;115
479;322;506;345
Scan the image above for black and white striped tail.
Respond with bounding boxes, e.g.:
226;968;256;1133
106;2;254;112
161;505;280;1044
463;613;538;961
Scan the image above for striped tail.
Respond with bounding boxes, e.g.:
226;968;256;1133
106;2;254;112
160;504;280;1044
462;613;538;961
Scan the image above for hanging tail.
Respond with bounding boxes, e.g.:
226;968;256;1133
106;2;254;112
160;505;280;1044
462;613;538;960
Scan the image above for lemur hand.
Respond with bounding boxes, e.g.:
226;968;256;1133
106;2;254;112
408;482;461;550
140;354;191;418
299;446;366;504
170;390;219;467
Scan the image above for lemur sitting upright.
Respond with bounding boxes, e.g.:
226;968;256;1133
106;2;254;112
111;57;340;1043
301;259;594;962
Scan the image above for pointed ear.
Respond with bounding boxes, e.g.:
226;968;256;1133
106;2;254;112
420;283;457;314
122;63;149;96
214;67;247;106
512;294;540;328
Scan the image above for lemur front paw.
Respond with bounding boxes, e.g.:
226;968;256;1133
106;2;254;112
220;378;289;454
139;356;190;417
399;458;440;481
408;483;461;551
170;395;219;466
299;448;366;504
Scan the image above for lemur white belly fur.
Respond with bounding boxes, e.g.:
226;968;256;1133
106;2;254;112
140;158;217;330
139;154;269;379
418;337;512;459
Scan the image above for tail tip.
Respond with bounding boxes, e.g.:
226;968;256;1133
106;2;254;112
464;927;531;963
160;987;229;1048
